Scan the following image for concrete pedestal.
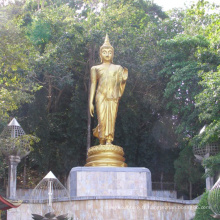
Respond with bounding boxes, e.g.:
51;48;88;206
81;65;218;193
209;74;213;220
68;167;152;197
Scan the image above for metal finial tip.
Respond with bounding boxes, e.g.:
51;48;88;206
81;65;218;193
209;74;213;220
101;33;113;49
105;34;110;43
8;118;21;127
43;171;57;179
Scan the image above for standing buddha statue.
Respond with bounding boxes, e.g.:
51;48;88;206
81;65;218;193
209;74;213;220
86;34;128;167
89;34;128;145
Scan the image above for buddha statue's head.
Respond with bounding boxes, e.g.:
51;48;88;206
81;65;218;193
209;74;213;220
100;34;114;63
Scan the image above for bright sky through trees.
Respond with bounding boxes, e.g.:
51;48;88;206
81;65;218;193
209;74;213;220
1;0;220;9
153;0;220;11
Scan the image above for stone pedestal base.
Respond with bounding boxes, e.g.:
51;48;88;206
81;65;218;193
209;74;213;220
85;145;127;167
68;167;152;197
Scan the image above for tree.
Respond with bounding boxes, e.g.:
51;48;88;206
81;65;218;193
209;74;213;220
0;3;40;123
2;0;208;190
194;68;220;177
195;69;220;145
14;0;179;182
159;34;210;139
174;145;204;199
189;1;220;178
11;1;89;181
194;191;214;220
159;0;220;197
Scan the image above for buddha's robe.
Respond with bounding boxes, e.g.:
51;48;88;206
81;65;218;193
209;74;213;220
91;64;127;142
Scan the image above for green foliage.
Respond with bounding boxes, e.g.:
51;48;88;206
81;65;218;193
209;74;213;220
194;191;214;220
174;145;204;198
203;152;220;177
195;68;220;145
208;188;220;215
0;134;39;157
28;19;51;52
12;0;179;180
159;34;210;138
0;153;7;191
0;4;40;122
1;0;219;197
159;1;220;193
188;2;220;180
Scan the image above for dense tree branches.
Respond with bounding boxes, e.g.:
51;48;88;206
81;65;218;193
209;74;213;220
0;0;219;198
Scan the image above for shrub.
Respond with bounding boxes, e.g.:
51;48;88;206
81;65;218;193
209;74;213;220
194;191;214;220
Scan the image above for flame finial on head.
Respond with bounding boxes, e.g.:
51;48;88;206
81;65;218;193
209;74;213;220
100;34;114;52
103;34;111;47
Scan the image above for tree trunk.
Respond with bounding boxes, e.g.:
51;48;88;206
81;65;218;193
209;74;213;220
42;0;45;9
54;89;63;111
87;44;96;152
87;71;91;152
47;76;52;112
37;0;40;10
134;145;139;166
189;181;192;200
160;172;164;190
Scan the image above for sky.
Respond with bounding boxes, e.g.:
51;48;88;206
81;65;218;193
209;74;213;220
153;0;220;11
0;0;220;9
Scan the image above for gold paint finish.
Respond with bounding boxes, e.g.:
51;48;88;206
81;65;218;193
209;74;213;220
89;34;128;145
87;34;128;167
85;145;127;167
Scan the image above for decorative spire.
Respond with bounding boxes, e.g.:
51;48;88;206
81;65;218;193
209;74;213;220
8;118;21;127
43;171;56;179
103;34;111;47
100;34;114;51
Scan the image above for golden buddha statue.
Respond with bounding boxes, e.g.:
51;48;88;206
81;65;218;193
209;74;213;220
89;34;128;145
85;34;128;167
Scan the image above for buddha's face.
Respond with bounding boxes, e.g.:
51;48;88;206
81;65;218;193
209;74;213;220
100;48;114;63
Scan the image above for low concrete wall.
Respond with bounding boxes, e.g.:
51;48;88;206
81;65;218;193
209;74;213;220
7;196;198;220
16;189;32;200
152;190;177;199
15;189;177;200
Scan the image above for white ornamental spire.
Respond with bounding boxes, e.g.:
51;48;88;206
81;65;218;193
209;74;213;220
43;171;57;179
8;118;21;127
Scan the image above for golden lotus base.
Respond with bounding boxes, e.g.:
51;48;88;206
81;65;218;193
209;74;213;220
85;144;127;167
